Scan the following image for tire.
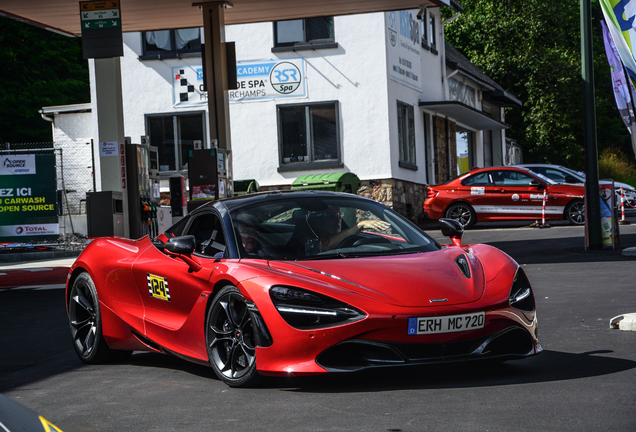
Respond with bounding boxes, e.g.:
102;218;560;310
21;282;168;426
444;202;477;229
68;272;131;363
565;199;585;225
206;285;261;387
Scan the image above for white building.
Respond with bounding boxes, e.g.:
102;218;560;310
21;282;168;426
45;4;520;226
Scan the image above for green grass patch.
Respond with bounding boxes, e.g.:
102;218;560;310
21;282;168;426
599;148;636;188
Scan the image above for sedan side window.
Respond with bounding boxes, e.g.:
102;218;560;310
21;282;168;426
543;168;567;183
461;172;491;186
186;212;227;258
497;171;536;186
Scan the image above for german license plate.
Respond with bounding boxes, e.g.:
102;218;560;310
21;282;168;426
408;312;485;335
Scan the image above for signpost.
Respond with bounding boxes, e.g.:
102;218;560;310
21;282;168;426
79;0;123;59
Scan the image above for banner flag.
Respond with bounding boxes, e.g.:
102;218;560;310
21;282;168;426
600;0;636;81
601;20;635;130
600;0;636;156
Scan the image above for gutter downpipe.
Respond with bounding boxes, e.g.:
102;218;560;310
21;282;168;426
39;109;56;146
442;8;461;180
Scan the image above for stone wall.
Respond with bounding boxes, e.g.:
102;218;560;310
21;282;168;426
358;179;427;223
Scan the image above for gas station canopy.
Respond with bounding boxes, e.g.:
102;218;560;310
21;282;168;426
0;0;450;36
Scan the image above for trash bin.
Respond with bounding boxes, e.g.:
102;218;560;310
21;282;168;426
291;173;361;194
234;179;261;195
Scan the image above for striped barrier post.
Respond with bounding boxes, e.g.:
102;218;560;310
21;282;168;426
619;186;631;225
539;190;551;228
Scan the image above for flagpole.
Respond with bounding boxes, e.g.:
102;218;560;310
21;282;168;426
581;0;603;250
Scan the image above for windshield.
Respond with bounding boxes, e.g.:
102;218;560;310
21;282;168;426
229;195;439;260
533;172;558;185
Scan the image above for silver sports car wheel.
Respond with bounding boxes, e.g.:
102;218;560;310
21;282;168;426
565;199;585;225
206;285;261;387
445;202;476;228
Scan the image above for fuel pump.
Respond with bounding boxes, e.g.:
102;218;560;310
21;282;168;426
125;136;160;239
187;147;232;213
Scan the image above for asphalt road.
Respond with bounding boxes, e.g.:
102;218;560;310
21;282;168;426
1;213;636;432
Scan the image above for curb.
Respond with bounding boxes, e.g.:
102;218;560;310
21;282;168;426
0;250;82;264
623;247;636;257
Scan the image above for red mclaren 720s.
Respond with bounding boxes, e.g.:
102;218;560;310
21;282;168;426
66;190;541;387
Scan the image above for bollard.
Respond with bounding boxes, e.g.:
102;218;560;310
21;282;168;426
619;187;631;225
539;190;551;228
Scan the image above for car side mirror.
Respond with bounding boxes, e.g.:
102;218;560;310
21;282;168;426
164;235;202;272
165;235;196;254
439;218;464;246
529;180;546;189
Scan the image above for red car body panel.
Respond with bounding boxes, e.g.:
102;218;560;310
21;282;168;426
424;166;584;223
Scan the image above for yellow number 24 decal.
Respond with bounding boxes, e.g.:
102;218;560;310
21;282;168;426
147;273;171;302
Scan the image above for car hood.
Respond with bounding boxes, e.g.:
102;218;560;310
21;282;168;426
614;181;635;191
547;183;584;196
269;247;485;307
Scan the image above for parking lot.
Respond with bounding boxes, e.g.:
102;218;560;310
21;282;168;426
1;213;636;432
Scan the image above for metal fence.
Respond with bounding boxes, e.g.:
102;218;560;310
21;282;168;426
1;140;94;233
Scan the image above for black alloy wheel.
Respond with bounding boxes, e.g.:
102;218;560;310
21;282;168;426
68;272;131;363
445;202;476;228
206;285;261;387
565;199;585;225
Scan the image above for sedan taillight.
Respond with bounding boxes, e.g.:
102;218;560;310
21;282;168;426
427;189;439;198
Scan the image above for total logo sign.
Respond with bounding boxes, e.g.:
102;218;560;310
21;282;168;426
1;224;59;237
15;225;56;235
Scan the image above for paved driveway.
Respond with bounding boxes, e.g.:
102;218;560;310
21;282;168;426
1;216;635;432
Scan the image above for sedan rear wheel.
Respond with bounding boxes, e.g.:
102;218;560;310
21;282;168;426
68;272;131;363
445;202;476;228
206;285;261;387
565;199;585;225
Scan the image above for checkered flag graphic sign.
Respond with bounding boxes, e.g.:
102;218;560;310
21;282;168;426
173;66;205;106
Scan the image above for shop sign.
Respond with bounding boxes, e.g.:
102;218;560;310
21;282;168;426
386;10;423;91
172;58;307;107
0;154;35;175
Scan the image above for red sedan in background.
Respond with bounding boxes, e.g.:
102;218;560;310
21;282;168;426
423;166;585;228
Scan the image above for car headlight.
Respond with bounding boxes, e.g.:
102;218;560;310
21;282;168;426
270;286;366;330
509;268;535;312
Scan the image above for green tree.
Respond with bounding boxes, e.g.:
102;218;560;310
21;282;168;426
442;0;631;168
0;16;90;145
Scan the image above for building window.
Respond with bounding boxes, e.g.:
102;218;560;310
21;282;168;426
449;77;476;108
397;101;416;169
277;102;342;171
141;28;201;60
146;112;206;174
429;12;437;53
420;15;429;49
456;127;474;176
272;17;337;52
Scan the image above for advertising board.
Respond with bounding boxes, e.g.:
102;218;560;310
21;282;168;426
172;58;307;107
0;153;59;242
